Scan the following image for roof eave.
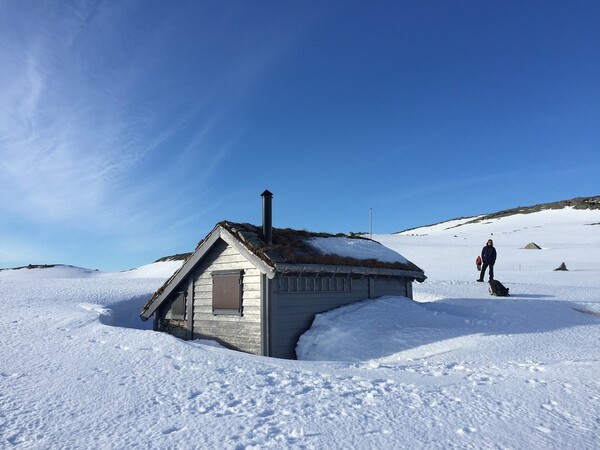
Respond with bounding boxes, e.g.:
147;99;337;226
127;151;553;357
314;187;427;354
274;262;426;281
219;227;276;278
140;225;222;320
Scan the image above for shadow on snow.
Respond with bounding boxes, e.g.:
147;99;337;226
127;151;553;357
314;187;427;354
97;292;599;362
99;294;153;331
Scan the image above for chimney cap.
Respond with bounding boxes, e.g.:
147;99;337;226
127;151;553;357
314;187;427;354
261;189;273;197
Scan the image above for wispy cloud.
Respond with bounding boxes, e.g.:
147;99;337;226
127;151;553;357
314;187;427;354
0;1;319;269
0;2;166;231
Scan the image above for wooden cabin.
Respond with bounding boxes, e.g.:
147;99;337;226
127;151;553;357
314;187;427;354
140;191;426;359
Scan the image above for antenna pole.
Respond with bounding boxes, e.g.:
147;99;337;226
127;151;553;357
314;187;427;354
369;208;373;240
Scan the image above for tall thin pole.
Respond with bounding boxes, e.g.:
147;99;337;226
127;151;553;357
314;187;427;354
369;208;373;240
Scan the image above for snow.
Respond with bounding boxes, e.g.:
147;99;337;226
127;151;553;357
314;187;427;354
2;207;600;449
0;265;101;279
400;215;486;235
308;236;409;264
0;261;182;280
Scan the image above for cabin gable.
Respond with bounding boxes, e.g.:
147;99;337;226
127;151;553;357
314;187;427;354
154;237;263;354
190;238;263;354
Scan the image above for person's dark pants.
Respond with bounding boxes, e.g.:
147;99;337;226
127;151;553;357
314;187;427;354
479;263;494;281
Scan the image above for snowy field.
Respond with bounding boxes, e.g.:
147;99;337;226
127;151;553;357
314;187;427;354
1;207;599;449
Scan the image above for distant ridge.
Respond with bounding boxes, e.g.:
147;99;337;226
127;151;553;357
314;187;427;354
398;195;600;234
0;264;98;272
464;196;600;221
2;264;62;271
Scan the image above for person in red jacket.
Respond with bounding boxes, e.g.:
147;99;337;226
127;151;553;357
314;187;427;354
477;239;497;282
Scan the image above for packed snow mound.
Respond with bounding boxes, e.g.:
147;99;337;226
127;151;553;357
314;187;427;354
296;293;598;362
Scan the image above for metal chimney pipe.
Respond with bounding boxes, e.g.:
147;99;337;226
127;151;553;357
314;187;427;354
261;189;273;244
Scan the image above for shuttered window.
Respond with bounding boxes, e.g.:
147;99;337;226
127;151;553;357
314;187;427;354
170;291;186;320
212;270;243;315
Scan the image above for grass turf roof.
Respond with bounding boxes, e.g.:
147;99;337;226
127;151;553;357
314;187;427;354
219;221;424;273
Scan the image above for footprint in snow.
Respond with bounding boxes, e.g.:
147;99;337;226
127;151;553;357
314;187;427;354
526;378;547;386
162;426;184;435
541;400;559;411
258;408;275;417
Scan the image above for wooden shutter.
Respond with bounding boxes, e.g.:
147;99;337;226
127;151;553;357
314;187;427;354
212;271;243;315
170;291;186;320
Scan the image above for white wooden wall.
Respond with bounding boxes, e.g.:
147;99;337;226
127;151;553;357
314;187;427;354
191;239;263;354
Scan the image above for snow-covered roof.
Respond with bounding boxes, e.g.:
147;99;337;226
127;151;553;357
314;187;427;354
307;237;409;264
218;221;424;275
141;221;426;319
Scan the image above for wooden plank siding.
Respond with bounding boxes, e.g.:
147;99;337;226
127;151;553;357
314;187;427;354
369;277;409;298
158;318;188;339
270;290;368;359
191;238;263;354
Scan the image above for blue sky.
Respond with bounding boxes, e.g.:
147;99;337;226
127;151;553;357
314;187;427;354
1;1;598;271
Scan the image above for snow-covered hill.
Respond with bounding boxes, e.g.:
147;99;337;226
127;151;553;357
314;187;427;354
0;261;183;280
377;206;600;286
1;204;599;449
